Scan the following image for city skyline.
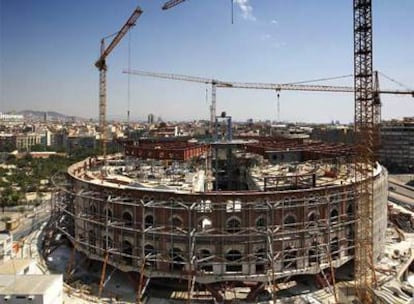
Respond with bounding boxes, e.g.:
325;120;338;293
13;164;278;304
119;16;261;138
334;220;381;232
1;0;413;123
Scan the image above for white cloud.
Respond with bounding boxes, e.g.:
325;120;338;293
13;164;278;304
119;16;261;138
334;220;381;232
261;33;271;41
271;19;278;25
271;41;287;49
234;0;256;21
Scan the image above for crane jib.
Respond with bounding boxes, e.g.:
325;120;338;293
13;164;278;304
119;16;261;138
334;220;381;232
96;7;143;66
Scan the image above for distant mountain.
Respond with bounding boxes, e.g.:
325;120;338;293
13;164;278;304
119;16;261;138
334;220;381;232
16;110;87;122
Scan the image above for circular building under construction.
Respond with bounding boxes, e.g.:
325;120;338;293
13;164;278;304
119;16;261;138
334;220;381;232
51;136;388;302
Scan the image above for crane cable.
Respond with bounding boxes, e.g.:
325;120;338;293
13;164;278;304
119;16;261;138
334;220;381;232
127;31;132;133
285;74;354;85
378;71;412;91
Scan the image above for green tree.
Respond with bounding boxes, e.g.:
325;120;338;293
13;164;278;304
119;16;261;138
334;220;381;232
1;186;13;213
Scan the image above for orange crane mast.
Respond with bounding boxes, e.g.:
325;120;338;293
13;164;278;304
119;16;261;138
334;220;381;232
353;0;376;302
95;7;143;158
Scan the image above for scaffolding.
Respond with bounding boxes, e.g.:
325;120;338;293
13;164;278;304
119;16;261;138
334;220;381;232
52;187;361;301
47;148;387;302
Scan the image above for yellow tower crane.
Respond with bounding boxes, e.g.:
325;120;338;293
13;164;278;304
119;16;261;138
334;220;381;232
95;7;143;158
123;68;413;132
162;0;187;10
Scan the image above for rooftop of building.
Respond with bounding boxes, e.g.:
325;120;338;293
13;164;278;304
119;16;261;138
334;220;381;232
0;233;11;242
382;117;414;126
0;259;34;275
68;137;363;195
0;274;62;295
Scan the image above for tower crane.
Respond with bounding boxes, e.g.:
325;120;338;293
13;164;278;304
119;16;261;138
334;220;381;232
95;7;143;157
123;69;233;134
162;0;187;10
353;0;375;301
123;68;413;132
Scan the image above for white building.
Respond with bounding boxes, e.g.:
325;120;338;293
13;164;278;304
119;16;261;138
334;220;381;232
0;275;63;304
0;233;12;262
0;113;24;123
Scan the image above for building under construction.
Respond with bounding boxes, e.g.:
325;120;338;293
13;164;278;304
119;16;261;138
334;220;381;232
52;134;388;301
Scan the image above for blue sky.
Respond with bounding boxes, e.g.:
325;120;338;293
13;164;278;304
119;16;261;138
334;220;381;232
1;0;413;123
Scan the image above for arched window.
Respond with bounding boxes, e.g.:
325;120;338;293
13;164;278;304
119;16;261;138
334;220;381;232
199;217;212;231
122;211;133;226
103;207;113;219
199;248;211;259
347;228;354;255
144;214;154;229
308;195;320;205
308;241;319;265
198;249;213;272
330;194;339;203
89;204;97;215
256;217;266;230
226;200;241;213
225;249;242;272
169;247;185;271
102;235;113;251
346;204;354;218
284;197;292;206
122;240;133;265
284;214;296;226
169;198;182;208
226;249;242;261
255;248;266;273
144;244;155;256
330;237;339;259
197;200;212;213
307;212;318;229
308;212;318;222
88;230;96;245
226;217;241;233
144;244;156;268
88;230;96;254
171;216;183;228
283;247;297;269
330;208;339;222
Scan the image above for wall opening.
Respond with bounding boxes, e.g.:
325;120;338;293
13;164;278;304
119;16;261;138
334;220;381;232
225;249;242;272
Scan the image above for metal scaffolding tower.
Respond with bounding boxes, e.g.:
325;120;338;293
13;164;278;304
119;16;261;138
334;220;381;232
353;0;376;302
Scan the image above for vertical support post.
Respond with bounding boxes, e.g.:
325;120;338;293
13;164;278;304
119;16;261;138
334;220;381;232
187;205;194;304
214;146;219;191
326;244;338;304
227;116;232;141
99;250;109;298
66;246;76;282
137;256;146;304
99;198;110;298
137;199;146;304
266;200;277;303
210;83;217;136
